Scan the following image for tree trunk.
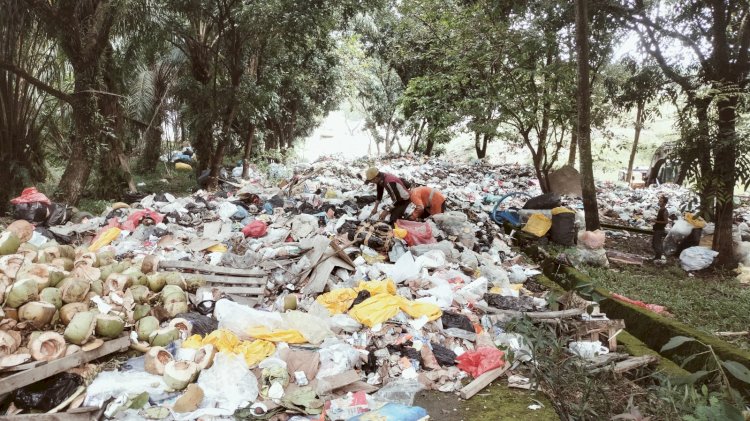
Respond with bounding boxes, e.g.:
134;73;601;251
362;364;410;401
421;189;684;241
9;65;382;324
424;132;435;156
712;95;737;266
694;97;714;221
241;124;255;179
140;123;163;172
575;0;600;231
625;102;644;187
194;123;213;173
567;130;577;167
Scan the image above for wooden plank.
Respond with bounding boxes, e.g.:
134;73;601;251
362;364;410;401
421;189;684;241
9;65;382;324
459;365;511;399
591;355;658;374
211;286;264;296
0;406;102;421
185;273;266;285
476;304;585;319
0;336;129;396
159;260;265;277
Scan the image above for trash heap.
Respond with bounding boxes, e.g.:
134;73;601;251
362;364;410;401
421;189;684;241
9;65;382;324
0;156;581;420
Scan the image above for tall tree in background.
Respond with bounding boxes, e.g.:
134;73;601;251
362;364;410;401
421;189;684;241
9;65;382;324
619;0;750;266
576;0;601;230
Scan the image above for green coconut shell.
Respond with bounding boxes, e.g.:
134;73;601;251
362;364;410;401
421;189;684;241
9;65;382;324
60;302;89;325
40;287;63;309
136;316;160;342
149;327;179;347
47;271;66;287
164;301;189;318
95;314;125;338
18;301;57;328
0;232;21;256
96;251;115;267
5;279;39;308
63;311;96;345
133;304;151;321
147;274;166;293
128;285;150;304
59;278;90;304
90;279;103;296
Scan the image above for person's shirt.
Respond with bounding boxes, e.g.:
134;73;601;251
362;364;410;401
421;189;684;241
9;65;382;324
654;207;668;231
376;173;410;203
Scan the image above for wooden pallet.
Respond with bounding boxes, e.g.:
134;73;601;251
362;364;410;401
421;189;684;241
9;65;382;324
157;260;268;301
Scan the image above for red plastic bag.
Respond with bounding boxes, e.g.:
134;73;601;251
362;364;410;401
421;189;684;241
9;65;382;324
11;187;51;205
121;209;164;231
456;347;505;378
242;220;268;238
395;220;436;246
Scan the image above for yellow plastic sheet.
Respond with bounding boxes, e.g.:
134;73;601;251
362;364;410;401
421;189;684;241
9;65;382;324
316;288;358;314
522;213;552;237
235;340;276;366
247;326;307;343
356;279;396;296
206;243;228;253
685;212;707;229
348;294;403;327
180;331;275;366
399;300;442;321
393;227;407;239
89;227;121;252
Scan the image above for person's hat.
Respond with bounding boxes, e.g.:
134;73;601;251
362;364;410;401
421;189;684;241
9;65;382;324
365;167;379;182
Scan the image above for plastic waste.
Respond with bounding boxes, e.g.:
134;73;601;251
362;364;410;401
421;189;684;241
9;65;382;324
217;202;239;220
441;311;475;333
571;246;609;267
197;353;259;412
521;213;552;237
522;192;560;210
13;202;50;223
84;370;169;408
431;342;457;366
349;403;428;421
12;372;83;411
329;314;362;333
316;339;360;379
215;299;283;338
175;162;192;171
242;220;268;238
89;227;122;252
578;230;606;249
372;378;424;406
395;219;436;246
456;347;506;377
11;187;51;205
679;246;719;271
247;326;306;343
282;310;335;345
671;219;694;238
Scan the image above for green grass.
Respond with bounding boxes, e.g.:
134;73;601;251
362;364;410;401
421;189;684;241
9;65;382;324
585;263;750;350
132;162;196;197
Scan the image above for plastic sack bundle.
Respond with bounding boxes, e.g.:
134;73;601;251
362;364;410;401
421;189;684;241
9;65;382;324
349;403;428;421
242;220;268;238
215;299;283;338
395;220;436;246
348;293;442;327
372;378;424;406
11;187;51;205
679;246;719;271
197;353;259;412
521;213;552;237
578;230;605;249
456;347;506;378
282;310;335;345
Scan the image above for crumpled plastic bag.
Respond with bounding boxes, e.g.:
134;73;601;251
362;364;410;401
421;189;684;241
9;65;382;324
197;353;259;412
670;219;694;239
183;330;276;366
372;378;424;406
11;187;51;205
316;288;358;314
578;230;605;249
242;220;268;238
395;219;436;246
348;293;442;327
316;339;360;379
12;372;83;411
247;326;307;343
84;370;169;408
456;347;506;378
282;310;335;345
679;246;719;271
215;299;283;338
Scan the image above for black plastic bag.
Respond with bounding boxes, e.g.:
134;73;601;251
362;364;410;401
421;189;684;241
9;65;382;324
13;202;50;223
349;290;371;309
387;342;423;365
522;193;561;210
550;212;576;246
12;372;83;411
175;312;218;335
441;311;474;332
45;203;71;226
430;343;457;366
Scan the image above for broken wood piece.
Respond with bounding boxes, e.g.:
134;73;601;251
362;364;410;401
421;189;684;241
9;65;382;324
606;250;645;266
590;355;658;374
715;331;749;337
315;370;361;395
0;336;129;396
475;303;585;319
459;365;511;399
159;260;265;277
582;352;630;370
186;273;266;285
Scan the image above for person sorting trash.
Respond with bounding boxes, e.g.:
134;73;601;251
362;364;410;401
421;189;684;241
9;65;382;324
364;167;411;223
652;195;669;263
409;185;446;220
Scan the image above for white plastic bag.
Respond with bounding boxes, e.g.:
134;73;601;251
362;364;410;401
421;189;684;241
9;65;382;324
282;310;334;345
217;202;238;219
679;246;718;271
455;277;488;305
197;353;259;412
316;339;360;379
377;251;420;283
84;371;168;408
215;299;283;338
670;219;694;239
329;314;362;333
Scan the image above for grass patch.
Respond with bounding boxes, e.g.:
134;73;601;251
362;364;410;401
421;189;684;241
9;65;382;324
132;162;196;197
585;263;750;350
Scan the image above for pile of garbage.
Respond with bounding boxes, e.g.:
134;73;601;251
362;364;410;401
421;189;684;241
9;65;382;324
0;156;577;419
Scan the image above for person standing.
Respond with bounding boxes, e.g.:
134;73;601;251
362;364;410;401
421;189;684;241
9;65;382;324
409;186;446;220
653;196;669;262
364;167;411;223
